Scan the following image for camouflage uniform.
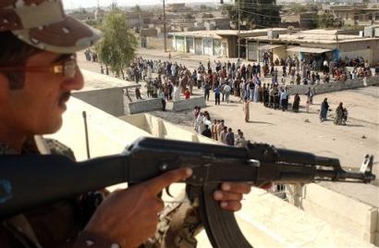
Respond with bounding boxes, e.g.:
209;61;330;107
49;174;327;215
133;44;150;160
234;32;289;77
0;136;203;248
0;136;117;248
0;1;204;247
146;193;202;248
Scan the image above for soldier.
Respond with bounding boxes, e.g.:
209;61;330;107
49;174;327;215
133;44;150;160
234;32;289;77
0;1;253;247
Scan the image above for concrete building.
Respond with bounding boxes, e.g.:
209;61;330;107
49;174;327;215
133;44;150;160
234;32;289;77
170;29;288;58
125;11;152;29
324;4;379;25
246;28;379;66
166;3;190;13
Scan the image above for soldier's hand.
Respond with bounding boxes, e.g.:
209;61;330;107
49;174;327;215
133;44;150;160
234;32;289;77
213;182;272;211
213;182;252;211
84;168;192;248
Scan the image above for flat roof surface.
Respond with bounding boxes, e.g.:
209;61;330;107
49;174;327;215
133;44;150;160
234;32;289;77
287;46;332;53
170;28;288;38
258;44;284;50
248;28;378;44
81;69;140;91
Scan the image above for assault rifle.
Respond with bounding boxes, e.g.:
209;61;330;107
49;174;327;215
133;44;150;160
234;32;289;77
0;137;375;248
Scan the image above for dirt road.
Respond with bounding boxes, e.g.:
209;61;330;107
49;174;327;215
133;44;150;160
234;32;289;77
77;49;379;203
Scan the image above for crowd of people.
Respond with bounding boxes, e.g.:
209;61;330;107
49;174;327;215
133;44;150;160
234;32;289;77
104;52;355;128
116;52;366;112
193;106;249;147
86;40;361;129
271;53;378;86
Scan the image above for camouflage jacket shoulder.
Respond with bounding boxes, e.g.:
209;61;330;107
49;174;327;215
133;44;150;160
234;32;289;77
0;137;75;160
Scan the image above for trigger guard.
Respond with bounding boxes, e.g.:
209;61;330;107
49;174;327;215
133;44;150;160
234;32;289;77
185;185;203;203
165;186;173;198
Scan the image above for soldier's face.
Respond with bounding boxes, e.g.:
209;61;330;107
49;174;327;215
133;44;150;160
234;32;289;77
0;51;84;136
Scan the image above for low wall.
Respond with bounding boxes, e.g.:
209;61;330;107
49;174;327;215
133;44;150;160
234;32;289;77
48;101;377;247
120;113;378;247
47;97;151;161
120;113;219;144
126;98;163;114
287;183;379;246
286;76;379;96
172;96;206;112
73;87;124;117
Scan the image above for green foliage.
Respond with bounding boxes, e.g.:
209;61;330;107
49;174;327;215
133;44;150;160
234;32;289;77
200;5;207;10
84;19;101;27
289;3;308;14
96;11;137;78
200;4;214;11
317;13;339;29
223;0;281;29
184;13;194;20
131;4;142;12
222;4;238;27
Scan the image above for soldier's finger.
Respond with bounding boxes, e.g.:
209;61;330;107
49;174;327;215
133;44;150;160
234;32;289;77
220;201;242;211
221;182;251;194
144;168;193;195
213;191;243;202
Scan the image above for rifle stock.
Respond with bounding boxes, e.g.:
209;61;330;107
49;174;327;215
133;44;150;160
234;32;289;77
0;137;375;248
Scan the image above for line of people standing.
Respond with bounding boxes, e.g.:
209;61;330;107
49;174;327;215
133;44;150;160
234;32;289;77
193;106;248;148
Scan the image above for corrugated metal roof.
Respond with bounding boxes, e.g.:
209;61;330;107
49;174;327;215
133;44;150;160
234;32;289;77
286;46;332;54
258;44;283;50
171;31;222;39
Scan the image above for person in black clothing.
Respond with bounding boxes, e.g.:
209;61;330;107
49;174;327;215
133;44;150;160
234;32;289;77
292;93;301;112
201;123;212;138
320;98;330;122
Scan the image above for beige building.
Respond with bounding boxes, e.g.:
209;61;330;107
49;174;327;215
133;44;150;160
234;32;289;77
325;4;379;25
170;29;288;58
169;27;379;66
246;28;379;66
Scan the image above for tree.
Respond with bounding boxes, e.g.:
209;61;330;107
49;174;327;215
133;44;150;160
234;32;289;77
223;0;281;29
317;13;338;29
131;4;142;12
96;10;137;79
288;3;308;14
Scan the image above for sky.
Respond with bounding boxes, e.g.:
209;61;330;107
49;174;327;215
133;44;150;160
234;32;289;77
62;0;228;10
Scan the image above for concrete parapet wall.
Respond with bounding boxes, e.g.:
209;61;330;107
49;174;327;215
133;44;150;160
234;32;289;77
73;87;124;117
121;113;223;144
119;114;151;133
47;97;151;161
49;100;377;247
172;96;206;112
295;183;379;246
126;98;163;114
121;113;196;141
286;76;379;96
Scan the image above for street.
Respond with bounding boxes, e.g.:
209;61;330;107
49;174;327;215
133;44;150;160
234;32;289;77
77;48;379;194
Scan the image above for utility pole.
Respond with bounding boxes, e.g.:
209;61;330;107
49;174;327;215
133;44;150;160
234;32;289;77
163;0;167;53
112;0;117;11
237;0;241;59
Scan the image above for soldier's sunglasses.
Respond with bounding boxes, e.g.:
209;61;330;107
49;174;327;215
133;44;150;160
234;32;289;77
0;55;77;79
